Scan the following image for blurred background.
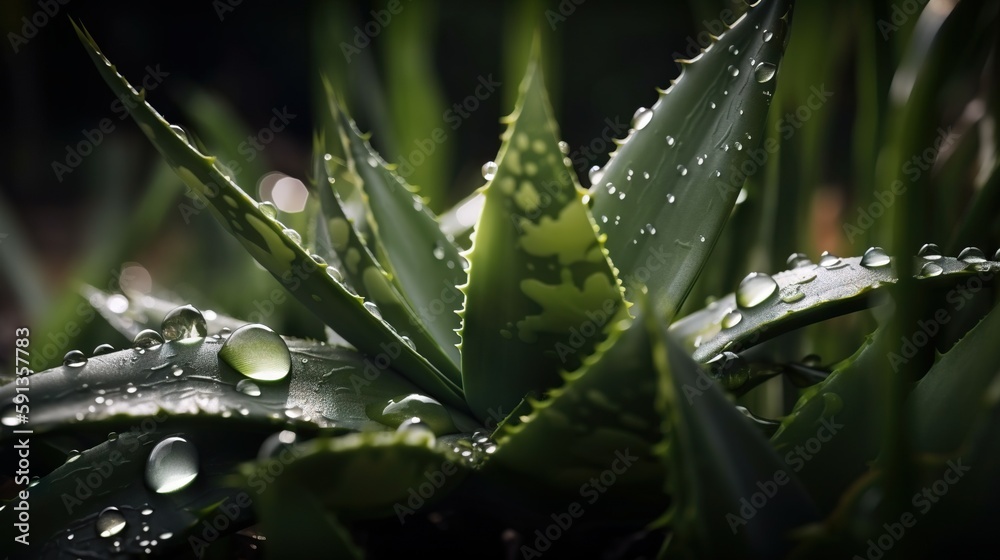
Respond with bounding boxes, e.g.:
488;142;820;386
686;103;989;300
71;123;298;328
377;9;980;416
0;0;996;372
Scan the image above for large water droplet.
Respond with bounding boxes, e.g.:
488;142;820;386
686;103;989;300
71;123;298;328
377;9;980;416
917;243;941;260
133;329;164;349
819;251;846;269
363;301;382;319
326;267;344;283
707;351;749;390
236;379;261;397
258;201;278;219
779;285;805;303
727;65;740;77
861;246;891;268
92;343;115;356
481;161;497;181
63;350;87;368
372;394;457;436
754;62;777;83
677;165;688;177
786;252;812;269
762;30;773;42
96;507;127;538
632;107;652;130
728;45;740;55
736;272;778;309
219;324;291;382
721;309;743;329
557;141;569;155
958;246;986;263
146;436;199;493
310;254;327;267
588;165;604;185
282;228;302;245
919;262;943;277
161;305;208;342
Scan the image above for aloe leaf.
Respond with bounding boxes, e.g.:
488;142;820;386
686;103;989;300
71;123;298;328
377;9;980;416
460;52;627;422
670;254;998;363
234;428;469;521
0;430;247;559
649;301;818;558
768;331;888;513
909;300;1000;455
73;22;465;411
590;0;793;317
485;316;666;512
312;136;462;384
0;332;480;438
323;84;466;375
257;479;363;560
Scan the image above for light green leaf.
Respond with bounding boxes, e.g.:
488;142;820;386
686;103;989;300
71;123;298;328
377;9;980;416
460;52;627;422
590;0;793;317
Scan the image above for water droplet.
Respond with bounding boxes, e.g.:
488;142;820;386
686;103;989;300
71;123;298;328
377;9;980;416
108;431;118;441
146;436;199;493
133;329;164;349
284;406;304;419
736;272;778;309
557;141;569;155
666;194;676;204
282;228;302;245
917;243;942;260
754;62;777;83
677;165;688;176
710;102;717;110
707;352;749;390
258;430;297;460
161;305;208;342
588;165;604;185
632;107;652;130
763;30;773;42
63;350;87;367
779;285;805;303
785;253;813;268
696;156;705;165
721;309;743;329
734;141;743;151
396;416;434;435
665;135;676;147
371;393;457;436
819;251;845;269
728;45;739;55
727;65;740;77
401;336;416;351
96;507;127;538
919;262;943;277
699;235;706;242
433;243;447;260
219;324;291;382
92;343;115;356
236;379;261;397
861;246;891;268
958;246;986;263
310;254;328;267
363;301;382;319
258;201;278;219
481;161;497;181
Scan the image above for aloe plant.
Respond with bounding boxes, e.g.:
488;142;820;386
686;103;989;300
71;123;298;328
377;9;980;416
3;0;999;558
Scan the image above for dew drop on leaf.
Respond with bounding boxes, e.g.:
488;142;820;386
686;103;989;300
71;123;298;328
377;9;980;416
632;107;652;130
736;272;778;309
258;430;297;460
754;62;777;83
667;194;676;204
819;251;845;269
236;379;261;397
917;243;942;260
258;201;278;219
763;30;773;42
63;350;87;367
218;324;291;382
161;305;208;342
96;507;127;538
481;160;498;181
665;135;676;147
727;65;740;77
282;228;302;245
310;254;328;267
588;165;604;185
146;436;199;494
677;165;688;176
92;343;116;356
861;246;890;268
433;243;446;260
779;285;805;303
919;262;944;277
133;329;164;349
363;301;382;319
958;246;986;263
326;267;344;283
728;45;739;55
721;309;743;329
